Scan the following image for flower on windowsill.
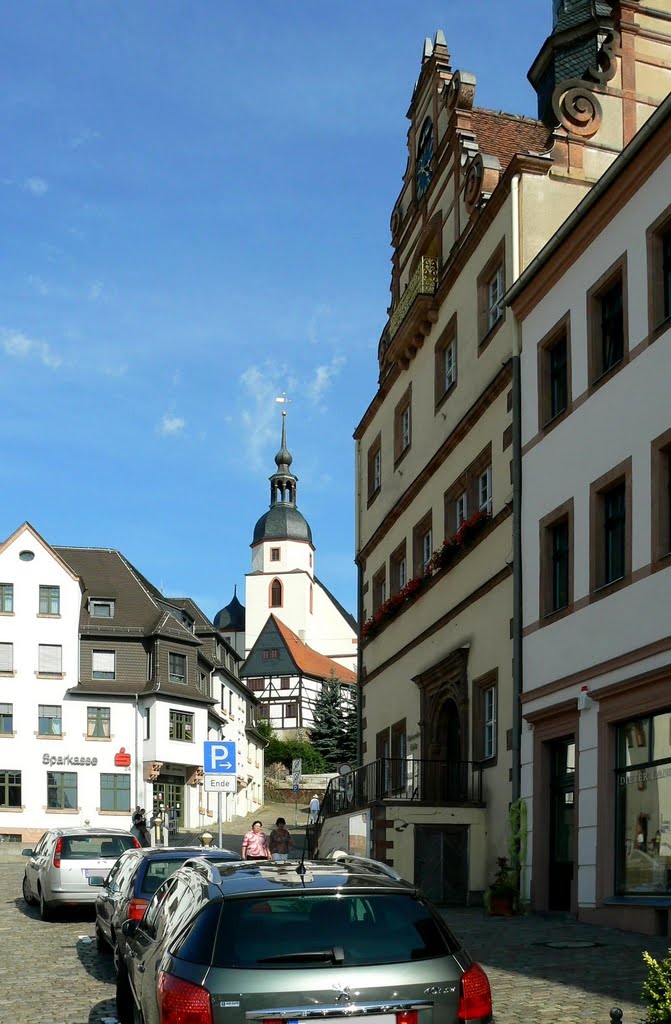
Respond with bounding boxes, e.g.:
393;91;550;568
455;507;491;546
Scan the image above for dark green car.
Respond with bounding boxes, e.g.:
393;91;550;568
116;855;492;1024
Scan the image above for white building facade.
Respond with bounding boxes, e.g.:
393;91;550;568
510;93;671;934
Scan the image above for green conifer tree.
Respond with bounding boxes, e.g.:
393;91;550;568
310;672;358;769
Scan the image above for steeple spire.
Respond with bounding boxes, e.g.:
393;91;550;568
269;410;298;508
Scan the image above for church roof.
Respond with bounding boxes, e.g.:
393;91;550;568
252;504;313;545
213;589;246;631
241;614;357;685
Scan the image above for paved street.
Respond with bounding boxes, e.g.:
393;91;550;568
1;810;669;1024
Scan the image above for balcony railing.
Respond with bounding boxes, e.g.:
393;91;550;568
389;257;438;339
320;758;483;820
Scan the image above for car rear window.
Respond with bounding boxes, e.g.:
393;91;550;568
142;858;199;896
61;835;136;860
211;893;457;968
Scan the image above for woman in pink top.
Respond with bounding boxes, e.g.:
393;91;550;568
241;820;271;861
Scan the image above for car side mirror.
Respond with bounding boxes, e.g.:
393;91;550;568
22;849;34;857
121;919;138;938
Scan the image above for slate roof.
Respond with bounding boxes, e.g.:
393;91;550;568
271;615;357;685
252;504;313;545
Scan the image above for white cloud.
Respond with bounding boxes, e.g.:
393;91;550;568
306;355;346;407
159;414;186;436
239;363;295;471
24;177;48;197
1;329;62;369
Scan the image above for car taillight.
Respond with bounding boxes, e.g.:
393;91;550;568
53;837;63;869
396;1012;418;1024
458;961;492;1021
131;836;141;849
158;972;212;1024
128;897;149;921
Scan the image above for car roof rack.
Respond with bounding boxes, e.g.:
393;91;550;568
326;851;403;882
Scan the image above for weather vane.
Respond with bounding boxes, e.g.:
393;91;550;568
275;393;292;417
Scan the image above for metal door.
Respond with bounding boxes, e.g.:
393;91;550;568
414;824;469;905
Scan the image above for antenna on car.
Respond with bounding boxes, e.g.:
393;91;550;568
295;805;312;877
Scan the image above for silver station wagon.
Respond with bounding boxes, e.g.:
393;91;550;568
116;854;493;1024
22;826;139;919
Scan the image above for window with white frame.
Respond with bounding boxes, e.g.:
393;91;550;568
484;686;497;759
38;644;62;676
401;406;411;451
478;466;492;515
456;492;468;529
0;584;13;614
87;706;111;738
39;585;60;616
92;650;115;680
0;643;13;673
487;266;505;331
89;598;115;618
443;339;456;392
38;704;62;736
422;527;433;570
0;703;13;734
169;652;187;685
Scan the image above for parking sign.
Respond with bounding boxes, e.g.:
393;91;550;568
204;741;237;775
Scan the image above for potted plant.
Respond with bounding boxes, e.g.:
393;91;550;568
484;856;519;916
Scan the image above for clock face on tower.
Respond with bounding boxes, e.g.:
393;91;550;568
416;118;434;199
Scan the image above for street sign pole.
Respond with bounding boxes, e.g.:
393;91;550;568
218;791;222;848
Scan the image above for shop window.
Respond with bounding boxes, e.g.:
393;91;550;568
615;712;671;895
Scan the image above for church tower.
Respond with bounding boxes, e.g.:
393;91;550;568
242;412;357;672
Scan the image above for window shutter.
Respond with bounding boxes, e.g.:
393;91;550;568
39;645;62;674
92;650;115;675
0;643;13;672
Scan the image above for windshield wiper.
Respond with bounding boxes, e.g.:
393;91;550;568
257;946;345;964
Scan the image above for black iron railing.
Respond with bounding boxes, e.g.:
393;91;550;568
320;758;483;820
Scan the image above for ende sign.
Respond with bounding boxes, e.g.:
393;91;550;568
42;754;98;767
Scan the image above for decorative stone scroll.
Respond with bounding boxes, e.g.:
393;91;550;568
552;79;603;138
445;69;476;113
464;153;502;214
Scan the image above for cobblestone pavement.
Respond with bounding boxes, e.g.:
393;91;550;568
2;815;670;1024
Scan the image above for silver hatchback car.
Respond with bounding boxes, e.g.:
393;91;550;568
116;854;493;1024
22;827;139;919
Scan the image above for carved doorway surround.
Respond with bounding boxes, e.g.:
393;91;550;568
413;647;470;768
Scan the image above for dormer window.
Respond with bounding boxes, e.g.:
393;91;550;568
90;599;115;618
416;118;434;199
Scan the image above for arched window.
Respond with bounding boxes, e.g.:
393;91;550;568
416;117;434;199
270;578;283;608
309;584;313;614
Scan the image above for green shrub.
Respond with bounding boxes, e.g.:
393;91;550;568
642;948;671;1023
264;737;326;774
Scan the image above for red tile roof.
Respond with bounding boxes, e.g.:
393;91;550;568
271;615;357;685
470;109;552;172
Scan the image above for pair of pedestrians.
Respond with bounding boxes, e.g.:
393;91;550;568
241;818;294;861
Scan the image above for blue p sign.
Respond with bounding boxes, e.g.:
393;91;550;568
204;741;237;775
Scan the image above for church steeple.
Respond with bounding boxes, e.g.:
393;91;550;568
269;411;298;508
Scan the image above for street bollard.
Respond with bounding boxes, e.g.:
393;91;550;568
610;1010;623;1023
200;831;214;847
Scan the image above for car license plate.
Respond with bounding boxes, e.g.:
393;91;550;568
83;869;107;883
288;1018;394;1024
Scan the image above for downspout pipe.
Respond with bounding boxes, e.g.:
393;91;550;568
354;437;363;769
510;174;523;805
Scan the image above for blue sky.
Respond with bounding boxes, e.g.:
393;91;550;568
1;1;550;622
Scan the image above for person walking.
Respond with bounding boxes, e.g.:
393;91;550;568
309;794;320;823
268;817;295;862
241;820;271;861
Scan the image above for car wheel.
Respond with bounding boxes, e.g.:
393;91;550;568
39;887;53;921
116;962;134;1024
95;922;108;953
22;875;37;906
